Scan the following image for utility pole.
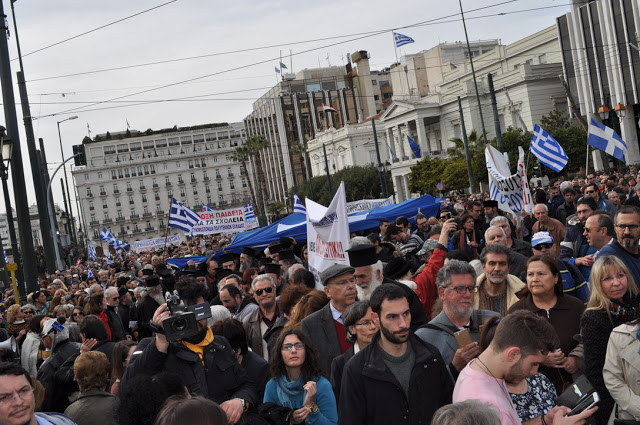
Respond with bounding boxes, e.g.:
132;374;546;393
322;144;333;197
458;96;477;192
0;1;37;292
372;118;388;198
488;73;504;150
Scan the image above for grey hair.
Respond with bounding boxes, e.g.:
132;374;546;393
435;260;477;288
251;274;275;292
88;284;102;296
207;305;232;327
484;226;506;242
104;287;118;298
479;243;511;265
534;203;549;212
21;303;36;312
489;216;508;227
349;236;371;248
431;400;500;425
343;300;371;343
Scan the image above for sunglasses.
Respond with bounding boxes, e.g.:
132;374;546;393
533;243;554;250
22;310;34;314
111;296;120;301
73;312;84;317
254;287;273;296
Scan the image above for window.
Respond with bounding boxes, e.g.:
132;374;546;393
130;208;136;216
372;79;377;85
225;154;230;161
230;181;235;190
139;180;144;188
104;212;110;220
102;200;107;209
213;156;218;163
130;167;136;177
218;194;224;202
155;192;160;201
91;214;96;223
188;159;194;168
176;161;181;168
217;182;223;190
180;189;186;197
242;178;247;188
190;173;195;182
117;210;123;219
129;196;134;204
115;197;121;206
89;201;94;210
111;171;116;180
144;206;149;215
163;163;168;170
126;182;132;191
538;54;547;64
118;169;124;179
150;165;156;174
137;166;143;175
158;218;164;227
142;194;147;202
84;174;89;181
201;158;206;167
113;183;119;192
167;190;173;198
203;170;208;179
165;176;170;183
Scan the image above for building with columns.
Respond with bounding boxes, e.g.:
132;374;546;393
381;25;567;201
556;0;640;169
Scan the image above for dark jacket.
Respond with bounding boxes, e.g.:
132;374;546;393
382;277;427;330
64;389;118;425
55;339;116;400
241;350;270;403
556;202;576;226
37;339;81;413
330;345;355;402
338;332;452;425
136;295;160;340
263;314;287;359
122;335;257;406
106;306;125;342
117;303;136;335
510;238;533;258
301;303;343;376
560;216;585;263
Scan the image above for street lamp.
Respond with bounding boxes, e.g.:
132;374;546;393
614;103;626;119
0;126;25;291
597;105;611;121
57;116;78;247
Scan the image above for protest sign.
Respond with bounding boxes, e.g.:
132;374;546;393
133;234;182;252
191;207;247;235
346;196;393;214
486;145;533;214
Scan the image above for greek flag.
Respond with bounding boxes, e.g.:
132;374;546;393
202;203;215;212
407;134;421;159
275;66;280;74
530;124;568;172
394;32;415;48
243;203;256;220
587;118;628;163
3;250;7;264
87;269;94;278
88;245;97;260
106;258;114;265
387;143;398;161
169;198;201;233
100;227;115;244
113;239;130;251
293;193;307;214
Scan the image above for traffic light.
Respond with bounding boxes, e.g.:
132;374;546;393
73;144;86;166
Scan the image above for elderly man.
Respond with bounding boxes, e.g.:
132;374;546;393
483;226;528;280
416;260;499;380
475;243;525;316
301;264;357;374
583;211;614;254
489;216;532;257
598;206;640;284
136;275;165;340
239;246;259;273
531;204;566;254
97;270;110;290
346;244;426;330
530;232;589;303
104;287;125;341
561;195;599;280
242;274;282;360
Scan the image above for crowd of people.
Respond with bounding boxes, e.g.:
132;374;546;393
1;169;640;425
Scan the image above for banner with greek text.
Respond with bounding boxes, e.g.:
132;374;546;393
191;207;248;235
346;196;394;214
133;234;182;252
486;145;533;214
306;182;350;287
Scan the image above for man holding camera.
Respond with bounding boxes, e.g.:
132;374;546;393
123;276;257;425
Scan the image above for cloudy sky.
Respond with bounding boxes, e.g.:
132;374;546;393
1;0;569;214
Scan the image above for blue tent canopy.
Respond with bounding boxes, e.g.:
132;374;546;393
167;194;439;270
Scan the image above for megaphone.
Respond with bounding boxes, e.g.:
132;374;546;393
0;336;17;353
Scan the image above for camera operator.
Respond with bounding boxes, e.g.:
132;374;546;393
122;276;258;425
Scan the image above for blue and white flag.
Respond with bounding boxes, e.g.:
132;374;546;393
279;62;288;70
3;250;7;264
106;258;114;265
169;198;201;233
87;123;91;136
407;134;421;159
293;193;307;214
587;118;628;163
243;203;256;220
387;143;398;161
113;239;130;251
202;203;215;212
530;124;568;172
87;269;94;278
100;227;115;244
394;32;415;48
88;245;97;260
275;66;280;74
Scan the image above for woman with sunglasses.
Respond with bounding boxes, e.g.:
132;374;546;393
264;328;337;425
70;306;85;323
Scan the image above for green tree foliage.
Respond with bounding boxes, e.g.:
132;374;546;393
447;130;487;188
267;201;287;221
290;165;393;205
408;157;447;195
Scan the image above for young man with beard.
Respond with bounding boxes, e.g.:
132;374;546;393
453;310;596;425
339;284;452;425
597;205;640;284
475;244;525;317
124;276;256;425
346;244;427;330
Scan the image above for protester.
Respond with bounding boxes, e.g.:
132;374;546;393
110;339;137;395
475;244;526;316
452;214;483;260
20;314;45;377
154;396;229;425
243;274;283;360
597;206;640;284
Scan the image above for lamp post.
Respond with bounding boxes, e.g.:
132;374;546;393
0;126;24;293
57;116;78;246
60;211;70;248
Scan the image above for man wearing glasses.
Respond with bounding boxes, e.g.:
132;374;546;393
0;362;77;425
104;287;125;342
242;274;282;360
582;183;616;216
416;260;499;381
597;205;640;284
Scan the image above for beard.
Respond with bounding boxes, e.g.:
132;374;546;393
379;320;409;345
503;359;527;384
144;287;166;306
620;235;638;249
356;278;382;301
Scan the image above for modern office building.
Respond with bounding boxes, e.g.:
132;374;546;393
72;122;249;244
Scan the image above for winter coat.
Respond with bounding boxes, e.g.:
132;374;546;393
21;331;42;376
37;339;81;413
64;389;118;425
603;323;640;422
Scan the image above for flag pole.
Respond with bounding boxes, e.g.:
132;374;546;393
585;145;590;176
391;31;404;98
163;204;174;262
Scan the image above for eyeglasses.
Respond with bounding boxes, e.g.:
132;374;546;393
355;320;375;327
615;224;640;231
583;226;602;233
111;296;120;301
282;343;305;351
444;285;478;294
533;243;554;250
254;287;273;296
73;312;84;317
0;387;34;405
22;310;34;315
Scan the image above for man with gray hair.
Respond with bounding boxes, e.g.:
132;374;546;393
416;260;499;381
484;226;528;280
531;203;565;254
489;216;532;257
242;274;282;359
104;287;125;341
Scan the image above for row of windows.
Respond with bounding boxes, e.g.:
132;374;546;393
102;139;242;156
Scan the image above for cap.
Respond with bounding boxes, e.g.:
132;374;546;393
141;269;154;277
531;231;554;247
214;268;233;282
242;246;258;257
279;237;293;250
42;318;64;336
157;268;175;279
278;250;295;261
417;239;440;256
346;245;377;267
219;252;238;263
117;276;129;287
118;286;129;298
320;264;355;286
261;262;282;275
258;257;273;266
483;200;498;208
144;275;161;287
383;257;411;280
268;242;282;254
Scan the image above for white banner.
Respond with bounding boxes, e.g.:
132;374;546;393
346;196;394;214
486;145;533;214
306;183;350;288
191;207;247;235
133;234;182;252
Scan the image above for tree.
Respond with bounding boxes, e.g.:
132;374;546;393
408;157;447;195
267;201;287;221
241;135;270;225
446;130;487;189
231;145;259;222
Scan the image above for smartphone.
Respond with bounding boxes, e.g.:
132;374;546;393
454;328;472;348
567;392;599;416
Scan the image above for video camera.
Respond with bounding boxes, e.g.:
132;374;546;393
162;291;212;342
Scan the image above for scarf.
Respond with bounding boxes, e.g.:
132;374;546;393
96;312;112;340
180;328;214;365
459;229;478;259
275;375;307;409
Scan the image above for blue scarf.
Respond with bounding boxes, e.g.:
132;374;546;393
275;375;305;409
